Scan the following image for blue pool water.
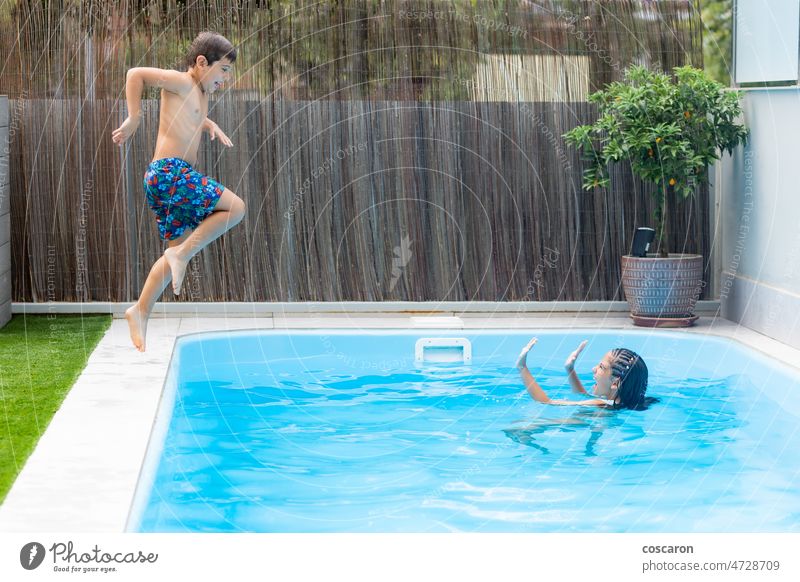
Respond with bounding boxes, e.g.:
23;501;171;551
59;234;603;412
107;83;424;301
129;330;800;532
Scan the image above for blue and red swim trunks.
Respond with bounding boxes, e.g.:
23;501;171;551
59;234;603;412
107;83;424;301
143;157;224;240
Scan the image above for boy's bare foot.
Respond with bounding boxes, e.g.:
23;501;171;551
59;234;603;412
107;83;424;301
516;338;538;369
163;246;189;295
125;304;148;352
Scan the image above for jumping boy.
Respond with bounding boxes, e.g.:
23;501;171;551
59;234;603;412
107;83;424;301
112;32;246;351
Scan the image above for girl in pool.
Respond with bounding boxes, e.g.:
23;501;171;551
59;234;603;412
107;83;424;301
516;338;654;410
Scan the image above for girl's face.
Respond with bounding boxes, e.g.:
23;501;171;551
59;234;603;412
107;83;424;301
592;352;619;400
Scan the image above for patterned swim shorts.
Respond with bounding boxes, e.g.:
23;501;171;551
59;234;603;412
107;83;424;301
143;157;225;241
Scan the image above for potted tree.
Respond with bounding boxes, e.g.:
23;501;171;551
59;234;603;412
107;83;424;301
564;65;748;327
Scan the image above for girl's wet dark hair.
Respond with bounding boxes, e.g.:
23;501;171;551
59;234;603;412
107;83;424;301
610;348;658;410
185;32;237;69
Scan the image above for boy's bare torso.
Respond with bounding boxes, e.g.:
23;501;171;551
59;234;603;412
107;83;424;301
152;76;208;166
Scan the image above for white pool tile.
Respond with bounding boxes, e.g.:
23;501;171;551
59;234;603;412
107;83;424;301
273;314;418;328
177;316;274;335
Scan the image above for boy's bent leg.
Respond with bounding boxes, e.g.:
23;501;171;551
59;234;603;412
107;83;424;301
125;232;191;351
164;188;245;294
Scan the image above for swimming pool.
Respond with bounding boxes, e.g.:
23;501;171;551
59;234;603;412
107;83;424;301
127;329;800;532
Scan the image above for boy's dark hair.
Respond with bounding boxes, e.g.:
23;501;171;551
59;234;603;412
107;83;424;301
610;348;658;410
185;32;237;69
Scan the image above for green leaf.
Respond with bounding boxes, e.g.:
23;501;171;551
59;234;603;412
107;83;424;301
562;63;749;243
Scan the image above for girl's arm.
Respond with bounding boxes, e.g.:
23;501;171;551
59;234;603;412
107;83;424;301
516;338;552;403
565;340;589;394
549;398;611;407
521;368;550;403
517;338;609;408
566;369;588;394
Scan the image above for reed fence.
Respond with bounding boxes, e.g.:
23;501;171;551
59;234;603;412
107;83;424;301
1;0;707;302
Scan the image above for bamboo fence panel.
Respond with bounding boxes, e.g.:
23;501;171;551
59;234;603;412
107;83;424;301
1;0;707;302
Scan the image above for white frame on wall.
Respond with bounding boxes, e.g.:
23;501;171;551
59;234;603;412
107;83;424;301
733;0;800;85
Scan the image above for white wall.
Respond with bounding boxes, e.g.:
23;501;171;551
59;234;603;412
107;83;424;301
717;88;800;349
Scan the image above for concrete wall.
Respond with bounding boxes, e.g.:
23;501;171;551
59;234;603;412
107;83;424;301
718;87;800;349
0;96;10;328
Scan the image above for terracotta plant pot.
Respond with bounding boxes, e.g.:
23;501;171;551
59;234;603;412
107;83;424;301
620;254;704;327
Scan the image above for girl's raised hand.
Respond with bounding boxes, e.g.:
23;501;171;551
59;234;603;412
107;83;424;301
564;340;588;371
515;337;538;369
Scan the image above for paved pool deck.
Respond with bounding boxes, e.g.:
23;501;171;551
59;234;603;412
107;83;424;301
2;303;799;532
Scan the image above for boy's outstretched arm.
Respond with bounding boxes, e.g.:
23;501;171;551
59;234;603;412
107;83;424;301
112;68;192;146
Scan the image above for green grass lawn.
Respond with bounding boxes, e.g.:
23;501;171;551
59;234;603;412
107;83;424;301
0;314;111;504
